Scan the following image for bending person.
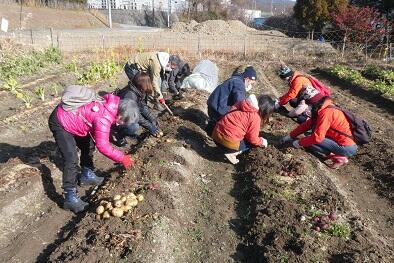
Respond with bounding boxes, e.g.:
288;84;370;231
206;66;257;134
114;72;162;146
280;96;358;169
48;87;138;213
211;94;275;164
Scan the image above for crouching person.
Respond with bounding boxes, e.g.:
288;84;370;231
280;96;357;169
114;72;162;146
48;86;138;213
211;95;275;164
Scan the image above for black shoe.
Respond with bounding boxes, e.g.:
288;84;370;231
173;93;184;100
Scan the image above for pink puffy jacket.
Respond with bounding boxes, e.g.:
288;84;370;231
56;93;124;163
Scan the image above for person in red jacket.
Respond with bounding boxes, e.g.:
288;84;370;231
48;91;138;213
280;97;358;169
211;94;276;164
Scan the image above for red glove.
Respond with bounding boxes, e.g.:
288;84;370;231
121;155;134;169
159;98;165;104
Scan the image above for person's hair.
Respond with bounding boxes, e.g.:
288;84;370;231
180;63;191;77
169;55;181;67
232;65;247;76
118;99;139;125
311;96;329;120
132;72;153;94
258;95;276;127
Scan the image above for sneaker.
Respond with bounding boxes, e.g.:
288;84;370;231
79;167;104;186
224;151;241;164
63;188;89;213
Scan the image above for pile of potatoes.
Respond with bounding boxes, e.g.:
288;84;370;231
95;193;144;219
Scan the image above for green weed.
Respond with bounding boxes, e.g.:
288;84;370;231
76;59;120;85
329;65;394;95
15;91;33;108
328;223;350;238
35;86;45;101
0;47;62;80
2;77;21;94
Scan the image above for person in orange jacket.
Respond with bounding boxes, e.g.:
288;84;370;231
276;65;313;122
280;96;358;169
211;94;276;164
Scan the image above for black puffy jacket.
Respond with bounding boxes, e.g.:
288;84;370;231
117;83;159;134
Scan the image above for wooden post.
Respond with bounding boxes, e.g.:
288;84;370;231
50;27;53;47
243;36;247;59
30;29;33;45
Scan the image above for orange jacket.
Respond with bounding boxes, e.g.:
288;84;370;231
279;71;312;106
290;99;355;147
214;100;263;147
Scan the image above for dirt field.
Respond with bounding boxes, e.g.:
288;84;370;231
0;51;393;263
0;3;108;30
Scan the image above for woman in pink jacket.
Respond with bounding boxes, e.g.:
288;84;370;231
48;91;138;213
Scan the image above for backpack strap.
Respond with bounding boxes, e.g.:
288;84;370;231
325;105;354;139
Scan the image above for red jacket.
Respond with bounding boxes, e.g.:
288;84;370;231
214;100;263;146
279;71;312;106
57;94;124;163
290;99;355;147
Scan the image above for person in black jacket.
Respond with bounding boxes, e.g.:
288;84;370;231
162;55;191;100
113;72;162;146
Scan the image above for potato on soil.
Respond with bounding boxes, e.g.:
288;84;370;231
127;193;136;199
111;207;124;217
105;202;113;210
136;194;144;202
113;194;121;201
96;205;105;215
121;196;127;202
123;205;132;212
114;200;123;208
103;211;111;219
128;199;138;207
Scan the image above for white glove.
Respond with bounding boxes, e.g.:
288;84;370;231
292;140;301;149
261;137;268;148
274;99;280;110
279;135;292;144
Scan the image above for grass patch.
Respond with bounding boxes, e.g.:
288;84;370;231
328;223;350;238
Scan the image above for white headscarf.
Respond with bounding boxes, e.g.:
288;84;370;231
157;52;170;69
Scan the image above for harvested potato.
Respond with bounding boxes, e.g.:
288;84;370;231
96;205;105;215
99;200;108;205
121;196;127;202
105;202;113;210
128;199;138;207
113;194;121;201
111;207;124;217
103;211;110;219
114;200;123;208
127;193;136;199
123;205;132;212
136;194;144;202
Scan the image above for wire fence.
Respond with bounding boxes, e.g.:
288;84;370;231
0;27;392;64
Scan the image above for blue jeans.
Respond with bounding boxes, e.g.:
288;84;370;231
116;123;140;138
308;138;358;157
239;140;250;151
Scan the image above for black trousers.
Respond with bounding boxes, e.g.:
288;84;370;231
48;108;95;189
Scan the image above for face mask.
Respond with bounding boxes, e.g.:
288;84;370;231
246;83;252;92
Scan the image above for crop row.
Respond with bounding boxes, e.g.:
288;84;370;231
328;65;394;96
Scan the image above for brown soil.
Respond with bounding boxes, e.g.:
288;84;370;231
0;3;107;31
0;54;393;263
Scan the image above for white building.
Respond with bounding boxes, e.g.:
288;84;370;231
88;0;186;11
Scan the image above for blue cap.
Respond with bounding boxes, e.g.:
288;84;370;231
243;66;257;80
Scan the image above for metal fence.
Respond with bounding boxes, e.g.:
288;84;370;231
0;28;392;64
